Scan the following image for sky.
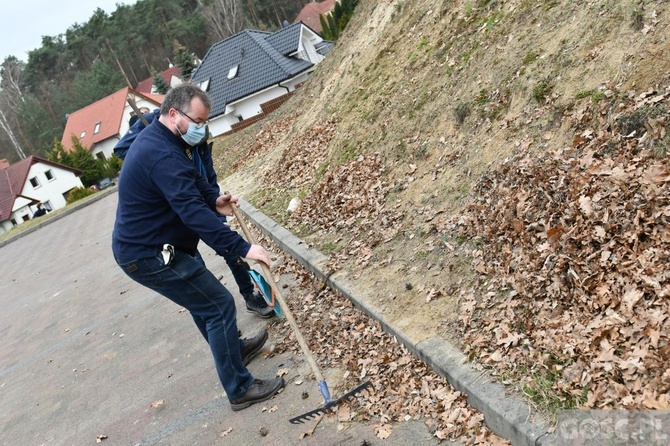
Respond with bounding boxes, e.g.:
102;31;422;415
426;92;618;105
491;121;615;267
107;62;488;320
0;0;138;64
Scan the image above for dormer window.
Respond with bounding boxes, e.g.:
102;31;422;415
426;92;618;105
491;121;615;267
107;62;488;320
199;78;210;91
227;65;239;80
80;131;86;138
94;121;101;134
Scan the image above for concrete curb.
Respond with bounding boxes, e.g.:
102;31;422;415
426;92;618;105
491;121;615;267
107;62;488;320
239;198;556;446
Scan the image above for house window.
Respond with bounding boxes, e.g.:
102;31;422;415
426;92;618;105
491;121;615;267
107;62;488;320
94;121;101;134
11;219;17;226
43;201;53;211
22;215;30;222
227;65;239;80
236;115;243;122
80;131;86;138
45;169;55;181
30;176;41;188
95;152;106;160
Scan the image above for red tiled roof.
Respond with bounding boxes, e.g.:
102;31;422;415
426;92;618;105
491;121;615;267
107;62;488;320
143;92;166;104
293;0;336;33
60;87;161;152
135;66;183;94
0;156;82;220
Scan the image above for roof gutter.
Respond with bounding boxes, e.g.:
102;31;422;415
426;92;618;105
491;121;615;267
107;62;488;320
278;81;291;94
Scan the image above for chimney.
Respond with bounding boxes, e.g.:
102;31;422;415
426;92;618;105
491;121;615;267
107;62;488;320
0;159;9;170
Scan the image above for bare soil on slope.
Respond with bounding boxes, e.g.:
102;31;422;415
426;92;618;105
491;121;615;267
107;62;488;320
214;0;670;437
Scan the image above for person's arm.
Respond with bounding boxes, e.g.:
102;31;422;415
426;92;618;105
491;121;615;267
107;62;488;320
151;153;251;258
215;193;271;266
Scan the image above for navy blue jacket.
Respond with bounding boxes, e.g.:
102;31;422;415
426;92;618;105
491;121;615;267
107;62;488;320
111;118;250;260
114;109;160;160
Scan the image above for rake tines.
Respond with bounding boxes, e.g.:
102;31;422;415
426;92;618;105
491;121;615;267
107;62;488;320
289;380;373;424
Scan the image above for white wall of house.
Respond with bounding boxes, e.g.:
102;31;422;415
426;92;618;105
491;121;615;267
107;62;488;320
23;163;84;209
208;72;311;137
169;75;183;89
0;163;84;234
0;196;32;234
223;86;287;133
296;29;325;64
282;71;311;90
0;163;83;234
92;98;159;160
91;138;119;161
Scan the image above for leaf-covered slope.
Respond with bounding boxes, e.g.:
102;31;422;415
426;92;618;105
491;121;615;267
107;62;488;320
216;0;670;421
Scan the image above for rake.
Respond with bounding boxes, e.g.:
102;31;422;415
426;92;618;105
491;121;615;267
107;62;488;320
228;200;372;424
236;257;283;317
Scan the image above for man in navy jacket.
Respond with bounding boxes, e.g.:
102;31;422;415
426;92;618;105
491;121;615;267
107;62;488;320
112;84;284;410
114;108;273;318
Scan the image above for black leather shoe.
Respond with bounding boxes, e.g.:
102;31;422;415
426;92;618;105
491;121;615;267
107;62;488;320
245;291;275;319
230;377;285;411
241;328;268;366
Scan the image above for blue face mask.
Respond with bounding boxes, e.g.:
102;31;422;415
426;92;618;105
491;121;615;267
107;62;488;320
179;122;207;146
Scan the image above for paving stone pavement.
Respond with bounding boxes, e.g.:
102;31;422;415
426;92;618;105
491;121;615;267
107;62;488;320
0;191;444;446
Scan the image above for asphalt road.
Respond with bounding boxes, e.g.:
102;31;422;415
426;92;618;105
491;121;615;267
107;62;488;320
0;191;441;446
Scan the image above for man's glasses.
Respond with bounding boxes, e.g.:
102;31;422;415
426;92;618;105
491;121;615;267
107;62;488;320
177;109;207;129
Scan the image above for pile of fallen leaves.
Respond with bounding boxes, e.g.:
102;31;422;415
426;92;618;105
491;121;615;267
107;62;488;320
276;147;402;271
450;85;670;410
264;117;338;190
290;153;389;232
227;113;297;172
266;253;508;444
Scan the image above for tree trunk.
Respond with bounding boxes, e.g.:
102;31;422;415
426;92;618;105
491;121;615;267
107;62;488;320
106;40;133;88
0;108;26;159
246;0;260;28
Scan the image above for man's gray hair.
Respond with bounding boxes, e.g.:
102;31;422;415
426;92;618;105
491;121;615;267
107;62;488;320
160;83;211;115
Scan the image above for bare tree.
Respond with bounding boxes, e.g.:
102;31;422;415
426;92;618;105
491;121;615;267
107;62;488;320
198;0;246;41
0;57;27;159
0;107;26;159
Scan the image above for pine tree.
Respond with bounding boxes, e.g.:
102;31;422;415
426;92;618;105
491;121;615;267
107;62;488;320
173;41;196;80
152;72;170;94
318;0;358;41
48;137;104;187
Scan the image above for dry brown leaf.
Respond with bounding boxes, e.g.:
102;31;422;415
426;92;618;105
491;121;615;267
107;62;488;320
219;428;233;437
375;423;393;439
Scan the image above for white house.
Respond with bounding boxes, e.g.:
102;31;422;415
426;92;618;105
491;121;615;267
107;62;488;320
60;87;163;161
0;156;84;235
190;22;333;136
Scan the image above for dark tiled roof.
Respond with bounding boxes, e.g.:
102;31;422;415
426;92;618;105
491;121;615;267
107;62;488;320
265;22;302;56
191;26;314;118
315;41;334;55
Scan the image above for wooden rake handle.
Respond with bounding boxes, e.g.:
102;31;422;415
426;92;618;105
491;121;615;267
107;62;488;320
228;201;326;384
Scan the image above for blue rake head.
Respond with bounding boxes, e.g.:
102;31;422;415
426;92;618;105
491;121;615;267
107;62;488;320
247;269;282;317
